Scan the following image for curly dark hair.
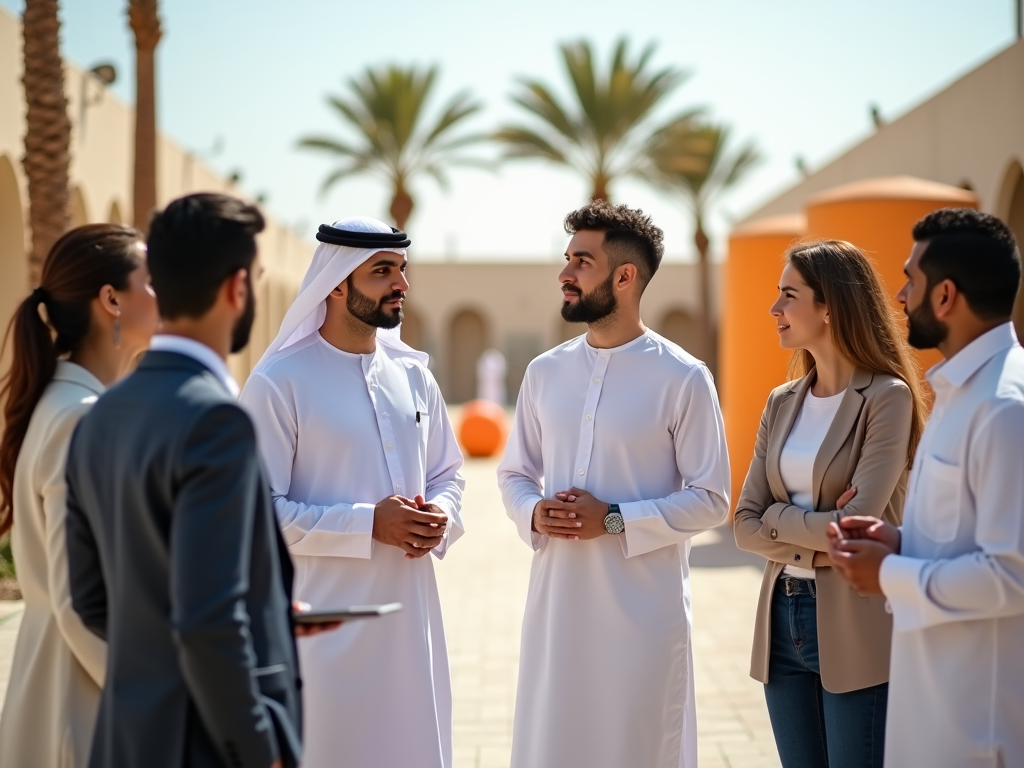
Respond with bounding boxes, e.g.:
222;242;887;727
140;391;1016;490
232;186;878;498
912;207;1021;320
564;200;665;288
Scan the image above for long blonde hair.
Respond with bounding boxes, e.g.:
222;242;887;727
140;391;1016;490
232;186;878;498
786;239;926;461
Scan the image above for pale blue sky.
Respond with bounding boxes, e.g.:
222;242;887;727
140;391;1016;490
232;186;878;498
2;0;1017;260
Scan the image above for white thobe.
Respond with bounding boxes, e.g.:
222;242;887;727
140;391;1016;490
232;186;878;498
879;322;1024;768
497;331;731;768
239;333;465;768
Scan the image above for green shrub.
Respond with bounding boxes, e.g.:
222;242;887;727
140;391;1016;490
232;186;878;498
0;535;15;580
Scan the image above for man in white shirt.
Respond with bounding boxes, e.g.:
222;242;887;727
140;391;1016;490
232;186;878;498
828;208;1024;767
240;217;465;768
497;201;731;768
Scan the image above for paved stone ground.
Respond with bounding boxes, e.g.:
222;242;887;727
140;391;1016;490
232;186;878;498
0;457;782;767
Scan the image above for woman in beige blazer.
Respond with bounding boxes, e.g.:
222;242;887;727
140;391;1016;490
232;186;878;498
734;240;926;768
0;224;157;768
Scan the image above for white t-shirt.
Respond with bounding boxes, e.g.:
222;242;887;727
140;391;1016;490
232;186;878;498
778;389;845;579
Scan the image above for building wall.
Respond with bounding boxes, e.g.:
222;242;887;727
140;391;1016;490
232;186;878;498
741;40;1024;228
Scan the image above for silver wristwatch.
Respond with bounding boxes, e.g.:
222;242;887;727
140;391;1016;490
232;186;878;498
604;503;625;535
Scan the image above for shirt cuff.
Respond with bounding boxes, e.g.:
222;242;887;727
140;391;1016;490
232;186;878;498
618;500;665;559
515;495;545;551
879;554;930;633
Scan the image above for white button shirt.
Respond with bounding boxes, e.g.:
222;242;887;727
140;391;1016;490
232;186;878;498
498;330;731;768
879;322;1024;768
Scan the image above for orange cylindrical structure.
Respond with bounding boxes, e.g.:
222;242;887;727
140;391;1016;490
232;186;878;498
457;399;508;458
721;214;806;511
805;176;979;377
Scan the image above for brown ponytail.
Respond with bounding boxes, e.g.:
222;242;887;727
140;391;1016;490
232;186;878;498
0;224;143;537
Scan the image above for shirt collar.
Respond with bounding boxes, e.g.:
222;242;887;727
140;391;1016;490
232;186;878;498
52;360;105;395
926;321;1019;389
149;334;240;398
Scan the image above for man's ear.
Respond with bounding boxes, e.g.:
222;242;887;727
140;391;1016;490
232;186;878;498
224;268;249;312
328;281;346;300
615;262;638;291
932;278;959;320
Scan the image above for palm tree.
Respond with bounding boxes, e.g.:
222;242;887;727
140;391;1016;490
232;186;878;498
21;0;71;284
495;38;702;202
128;0;161;234
647;122;760;371
299;65;485;231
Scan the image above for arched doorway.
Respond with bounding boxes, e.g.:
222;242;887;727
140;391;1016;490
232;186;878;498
108;200;124;224
657;308;699;353
70;185;89;228
447;308;488;403
999;161;1024;341
0;155;28;351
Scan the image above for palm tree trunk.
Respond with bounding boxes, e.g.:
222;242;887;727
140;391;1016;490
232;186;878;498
21;0;71;285
591;173;611;203
128;0;161;234
694;217;716;375
390;186;414;231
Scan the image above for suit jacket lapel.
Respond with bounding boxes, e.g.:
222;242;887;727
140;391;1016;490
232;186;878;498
810;367;872;509
766;375;812;503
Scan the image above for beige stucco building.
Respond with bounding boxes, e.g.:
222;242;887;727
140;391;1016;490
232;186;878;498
0;6;712;403
740;38;1024;290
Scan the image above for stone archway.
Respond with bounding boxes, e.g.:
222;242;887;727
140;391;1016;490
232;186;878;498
0;155;28;344
447;308;488;403
657;308;699;353
400;304;425;351
70;185;89;228
999;160;1024;341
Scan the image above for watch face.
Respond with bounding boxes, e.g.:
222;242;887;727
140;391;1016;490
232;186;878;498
604;512;625;535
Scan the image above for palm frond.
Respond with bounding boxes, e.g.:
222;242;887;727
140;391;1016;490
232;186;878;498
492;127;571;164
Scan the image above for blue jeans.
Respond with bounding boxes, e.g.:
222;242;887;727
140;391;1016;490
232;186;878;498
764;578;887;768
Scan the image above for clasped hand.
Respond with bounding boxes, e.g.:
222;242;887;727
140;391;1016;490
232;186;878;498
372;494;448;559
532;487;608;541
826;515;901;596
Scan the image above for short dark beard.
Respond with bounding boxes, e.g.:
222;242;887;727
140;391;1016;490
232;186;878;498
346;276;404;329
561;272;617;324
906;291;948;350
230;273;256;354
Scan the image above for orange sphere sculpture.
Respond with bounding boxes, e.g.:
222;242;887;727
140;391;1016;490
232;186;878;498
458;399;508;458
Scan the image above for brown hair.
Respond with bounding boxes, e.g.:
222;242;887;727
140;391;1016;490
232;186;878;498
786;239;926;461
0;224;143;537
564;199;665;288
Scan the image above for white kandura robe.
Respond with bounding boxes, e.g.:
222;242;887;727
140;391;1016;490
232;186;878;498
497;331;731;768
240;333;465;768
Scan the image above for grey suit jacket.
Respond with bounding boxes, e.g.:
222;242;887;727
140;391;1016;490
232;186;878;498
66;351;302;768
734;368;912;693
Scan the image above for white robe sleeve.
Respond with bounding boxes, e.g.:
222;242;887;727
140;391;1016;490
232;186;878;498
880;401;1024;632
240;372;375;559
423;372;466;559
497;367;546;551
619;365;731;558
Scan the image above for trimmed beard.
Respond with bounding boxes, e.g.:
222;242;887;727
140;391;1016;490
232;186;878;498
230;272;256;354
561;272;617;324
906;292;948;350
347;276;404;329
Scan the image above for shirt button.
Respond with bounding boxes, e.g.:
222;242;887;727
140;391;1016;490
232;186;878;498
578;469;585;476
395;485;402;492
382;411;388;417
586;414;592;421
770;529;778;540
385;442;392;450
593;378;601;384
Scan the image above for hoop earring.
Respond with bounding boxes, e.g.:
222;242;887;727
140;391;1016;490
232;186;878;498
113;315;121;348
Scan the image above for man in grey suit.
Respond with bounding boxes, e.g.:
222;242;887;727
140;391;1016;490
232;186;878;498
66;194;333;768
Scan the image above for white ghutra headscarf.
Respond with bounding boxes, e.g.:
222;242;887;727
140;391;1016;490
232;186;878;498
252;216;427;373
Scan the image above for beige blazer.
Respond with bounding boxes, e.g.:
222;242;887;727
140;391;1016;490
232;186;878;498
0;362;106;768
734;367;912;694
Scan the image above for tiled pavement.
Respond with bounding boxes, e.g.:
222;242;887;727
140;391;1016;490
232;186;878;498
0;457;782;767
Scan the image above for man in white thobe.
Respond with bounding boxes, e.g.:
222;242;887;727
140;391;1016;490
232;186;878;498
828;208;1024;767
240;217;465;768
498;201;731;768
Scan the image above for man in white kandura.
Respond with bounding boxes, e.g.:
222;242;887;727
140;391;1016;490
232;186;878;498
240;217;465;768
497;201;731;768
828;208;1024;767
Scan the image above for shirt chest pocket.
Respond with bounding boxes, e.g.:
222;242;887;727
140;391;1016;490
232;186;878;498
915;454;962;543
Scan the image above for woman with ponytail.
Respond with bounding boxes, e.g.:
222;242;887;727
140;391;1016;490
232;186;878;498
0;224;158;768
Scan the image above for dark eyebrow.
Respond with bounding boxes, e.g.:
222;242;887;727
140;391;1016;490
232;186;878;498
566;249;594;259
371;257;406;268
779;285;799;292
